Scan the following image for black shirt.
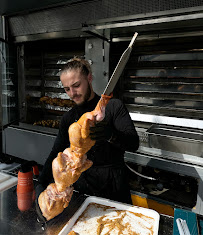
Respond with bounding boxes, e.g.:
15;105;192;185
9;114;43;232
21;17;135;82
39;94;139;203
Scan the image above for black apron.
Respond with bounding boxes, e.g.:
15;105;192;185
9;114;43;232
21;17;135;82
73;161;132;204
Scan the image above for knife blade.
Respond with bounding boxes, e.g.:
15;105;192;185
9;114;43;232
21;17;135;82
103;32;138;95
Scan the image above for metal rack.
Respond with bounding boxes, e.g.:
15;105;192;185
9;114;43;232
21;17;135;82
20;40;85;125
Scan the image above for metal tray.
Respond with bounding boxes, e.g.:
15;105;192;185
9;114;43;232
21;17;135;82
147;124;203;157
59;196;160;235
147;124;203;142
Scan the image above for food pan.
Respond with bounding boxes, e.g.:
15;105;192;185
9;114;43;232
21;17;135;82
59;196;160;235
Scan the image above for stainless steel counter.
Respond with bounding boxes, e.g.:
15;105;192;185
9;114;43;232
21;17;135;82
0;185;173;234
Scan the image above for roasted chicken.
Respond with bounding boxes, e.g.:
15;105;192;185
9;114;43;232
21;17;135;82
38;183;73;221
68;231;78;235
38;94;111;220
40;96;75;107
69;94;111;157
52;149;93;192
33;119;60;128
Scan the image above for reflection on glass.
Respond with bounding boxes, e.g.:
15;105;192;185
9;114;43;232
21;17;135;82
1;42;18;126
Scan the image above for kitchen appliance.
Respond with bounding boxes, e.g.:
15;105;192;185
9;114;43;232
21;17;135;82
1;0;203;216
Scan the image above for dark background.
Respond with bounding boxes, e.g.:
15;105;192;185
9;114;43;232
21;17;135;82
0;0;83;15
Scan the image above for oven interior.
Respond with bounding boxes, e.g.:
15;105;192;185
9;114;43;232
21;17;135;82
22;39;85;128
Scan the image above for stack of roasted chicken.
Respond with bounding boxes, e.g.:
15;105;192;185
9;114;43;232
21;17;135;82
38;94;111;220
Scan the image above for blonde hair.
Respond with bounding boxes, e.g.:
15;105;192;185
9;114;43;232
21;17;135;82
60;57;92;76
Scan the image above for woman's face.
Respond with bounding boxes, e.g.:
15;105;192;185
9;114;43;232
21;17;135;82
60;69;94;105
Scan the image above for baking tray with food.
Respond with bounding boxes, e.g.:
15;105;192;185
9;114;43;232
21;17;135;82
59;196;160;235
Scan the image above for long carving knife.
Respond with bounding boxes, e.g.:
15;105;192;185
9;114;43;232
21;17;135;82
103;32;138;95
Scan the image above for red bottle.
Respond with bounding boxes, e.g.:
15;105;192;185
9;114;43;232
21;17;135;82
17;161;39;211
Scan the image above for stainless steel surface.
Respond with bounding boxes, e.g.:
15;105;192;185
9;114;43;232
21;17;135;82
130;113;203;129
125;151;203;184
0;186;86;235
0;172;17;193
112;30;203;42
148;124;203;141
18;122;59;135
7;1;203;42
90;12;203;31
0;185;173;235
103;32;138;95
2;126;57;165
138;146;203;167
7;1;99;37
14;29;89;43
83;7;203;42
85;34;110;96
87;5;203;25
147;124;203;158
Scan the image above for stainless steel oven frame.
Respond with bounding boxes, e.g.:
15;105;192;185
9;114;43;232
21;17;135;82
1;5;203;214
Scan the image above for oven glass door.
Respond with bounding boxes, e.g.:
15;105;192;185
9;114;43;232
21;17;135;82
1;41;18;127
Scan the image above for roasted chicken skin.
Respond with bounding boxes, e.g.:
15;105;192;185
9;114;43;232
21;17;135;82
68;231;78;235
40;96;75;107
69;94;112;156
52;149;93;192
38;183;73;221
38;94;112;220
